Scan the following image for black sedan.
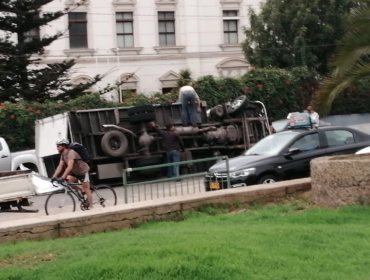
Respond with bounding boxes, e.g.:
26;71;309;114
205;126;370;191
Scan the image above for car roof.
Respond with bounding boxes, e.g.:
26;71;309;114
275;130;305;135
276;126;360;135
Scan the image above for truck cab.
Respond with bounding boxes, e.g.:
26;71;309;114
0;137;39;172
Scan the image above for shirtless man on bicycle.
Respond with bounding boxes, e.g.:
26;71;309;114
51;139;93;209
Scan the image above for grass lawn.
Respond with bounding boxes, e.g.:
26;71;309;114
1;201;370;280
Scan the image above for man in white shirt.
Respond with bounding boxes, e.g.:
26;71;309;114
307;105;320;128
178;85;201;126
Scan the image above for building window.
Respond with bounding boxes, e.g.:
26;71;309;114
68;12;88;49
223;10;238;44
116;12;134;48
158;12;175;46
24;29;40;43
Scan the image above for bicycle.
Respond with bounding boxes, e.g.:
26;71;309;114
45;173;117;215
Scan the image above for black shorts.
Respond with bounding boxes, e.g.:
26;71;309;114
69;173;90;183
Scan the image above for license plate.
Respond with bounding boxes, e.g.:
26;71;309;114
210;182;220;190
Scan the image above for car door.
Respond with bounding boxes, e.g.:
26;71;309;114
278;132;323;179
322;129;362;156
0;138;11;171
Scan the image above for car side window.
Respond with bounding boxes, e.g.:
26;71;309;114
324;130;355;146
289;133;320;152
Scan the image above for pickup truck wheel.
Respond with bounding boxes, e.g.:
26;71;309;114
258;174;278;184
226;95;250;116
128;113;156;124
128;105;155;116
101;131;129;157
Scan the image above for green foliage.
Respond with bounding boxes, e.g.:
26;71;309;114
329;79;370;115
177;68;193;88
194;67;318;119
242;0;355;75
315;1;370;115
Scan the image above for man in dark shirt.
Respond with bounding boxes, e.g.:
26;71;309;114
149;122;185;178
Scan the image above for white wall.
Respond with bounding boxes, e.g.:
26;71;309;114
8;0;264;100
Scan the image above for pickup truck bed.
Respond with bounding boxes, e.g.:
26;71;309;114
0;170;36;212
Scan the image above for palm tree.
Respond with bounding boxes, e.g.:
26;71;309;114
315;1;370;115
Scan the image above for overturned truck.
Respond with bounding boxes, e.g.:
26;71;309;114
35;96;271;182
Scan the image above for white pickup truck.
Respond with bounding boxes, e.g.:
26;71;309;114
0;170;38;213
0;137;39;172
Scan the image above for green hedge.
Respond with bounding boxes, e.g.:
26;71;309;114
1;67;370;152
193;67;317;120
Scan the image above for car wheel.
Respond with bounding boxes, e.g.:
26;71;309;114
258;174;278;184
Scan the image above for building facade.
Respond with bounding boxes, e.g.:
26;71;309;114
38;0;262;100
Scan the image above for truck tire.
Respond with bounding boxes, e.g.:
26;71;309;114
128;105;155;116
226;95;250;116
135;156;162;167
101;131;129;157
209;105;225;120
128;113;156;124
135;156;163;175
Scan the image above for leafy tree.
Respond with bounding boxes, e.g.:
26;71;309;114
0;0;123;102
315;0;370;115
242;0;356;75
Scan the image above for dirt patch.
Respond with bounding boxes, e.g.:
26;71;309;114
0;253;56;268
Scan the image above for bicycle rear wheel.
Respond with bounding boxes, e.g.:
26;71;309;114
91;185;117;207
45;191;76;215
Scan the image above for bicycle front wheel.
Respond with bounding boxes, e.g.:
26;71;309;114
91;185;117;208
45;191;76;215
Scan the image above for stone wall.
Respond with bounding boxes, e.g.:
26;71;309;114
311;156;370;207
0;178;310;244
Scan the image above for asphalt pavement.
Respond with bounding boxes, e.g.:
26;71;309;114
0;177;205;223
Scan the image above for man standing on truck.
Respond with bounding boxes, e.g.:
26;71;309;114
178;85;201;127
51;139;93;209
148;122;185;179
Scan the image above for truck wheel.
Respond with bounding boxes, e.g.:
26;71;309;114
135;156;163;175
209;105;225;120
128;105;155;116
101;131;129;157
135;156;162;167
226;95;250;116
129;113;156;124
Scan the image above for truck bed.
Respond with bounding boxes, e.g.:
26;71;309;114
0;170;35;202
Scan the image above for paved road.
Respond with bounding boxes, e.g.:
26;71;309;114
0;177;205;223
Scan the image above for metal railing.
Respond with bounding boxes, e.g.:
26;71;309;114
122;156;230;204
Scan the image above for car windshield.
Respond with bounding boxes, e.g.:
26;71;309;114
245;133;297;156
